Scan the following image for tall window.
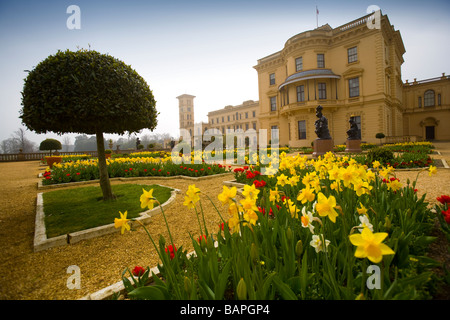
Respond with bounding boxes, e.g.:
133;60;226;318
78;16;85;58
348;47;358;63
424;90;435;107
317;54;325;68
295;57;303;72
349;78;360;97
418;97;422;108
270;96;277;111
253;111;256;117
269;73;275;85
296;85;305;102
271;125;279;141
438;94;441;106
318;83;327;99
298;120;306;140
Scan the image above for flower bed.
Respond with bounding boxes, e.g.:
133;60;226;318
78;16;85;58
41;157;229;185
111;151;445;300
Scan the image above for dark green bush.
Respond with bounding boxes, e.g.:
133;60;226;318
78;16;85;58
367;147;394;164
39;138;62;154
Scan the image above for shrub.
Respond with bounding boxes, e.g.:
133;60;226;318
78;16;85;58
367;147;394;165
39;138;62;155
375;133;385;144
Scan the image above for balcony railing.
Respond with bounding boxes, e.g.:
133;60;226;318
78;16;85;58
338;13;375;32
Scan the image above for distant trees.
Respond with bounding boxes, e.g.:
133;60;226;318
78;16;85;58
0;128;37;154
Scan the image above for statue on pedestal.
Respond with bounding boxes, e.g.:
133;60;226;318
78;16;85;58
314;105;331;140
346;116;361;140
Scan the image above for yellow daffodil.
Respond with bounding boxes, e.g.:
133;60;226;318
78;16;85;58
243;209;259;225
218;186;237;205
269;188;280;204
276;174;289;187
349;227;395;263
330;181;343;192
340;166;357;187
379;166;394;179
328;165;341;181
372;160;381;169
227;211;241;233
428;165;437;176
297;185;315;204
366;169;376;182
240;197;259;212
288;175;300;186
386;179;402;192
302;171;317;186
356;203;368;216
183;184;200;209
354;180;370;196
242;184;259;201
284;198;299;218
114;211;130;234
315;192;338;223
140;188;158;210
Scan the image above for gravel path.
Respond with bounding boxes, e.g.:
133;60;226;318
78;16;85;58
0;143;449;300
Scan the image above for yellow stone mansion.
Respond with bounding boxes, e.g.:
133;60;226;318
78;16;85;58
178;11;450;147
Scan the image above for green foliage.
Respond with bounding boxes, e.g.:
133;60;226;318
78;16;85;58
375;133;385;139
20;49;158;135
367;147;394;164
39;138;62;152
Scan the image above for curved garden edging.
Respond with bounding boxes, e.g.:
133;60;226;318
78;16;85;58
33;185;180;252
36;172;234;190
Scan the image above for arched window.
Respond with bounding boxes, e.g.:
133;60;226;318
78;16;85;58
424;90;435;107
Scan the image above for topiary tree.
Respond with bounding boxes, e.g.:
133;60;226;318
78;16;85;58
20;49;158;201
375;132;385;145
39;138;62;155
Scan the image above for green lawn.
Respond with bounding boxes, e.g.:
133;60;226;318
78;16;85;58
43;184;173;238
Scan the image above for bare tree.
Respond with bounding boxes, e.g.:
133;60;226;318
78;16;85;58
0;128;37;153
63;135;71;151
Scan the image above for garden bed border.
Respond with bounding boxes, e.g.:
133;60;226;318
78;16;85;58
37;172;234;190
33;185;180;252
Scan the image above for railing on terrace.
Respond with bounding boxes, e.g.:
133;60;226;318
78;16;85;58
384;136;423;144
338;13;375;32
404;74;449;86
0;149;170;162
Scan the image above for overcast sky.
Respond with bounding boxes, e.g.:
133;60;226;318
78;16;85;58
0;0;449;146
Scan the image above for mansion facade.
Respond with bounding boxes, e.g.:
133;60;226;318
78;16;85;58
179;11;449;147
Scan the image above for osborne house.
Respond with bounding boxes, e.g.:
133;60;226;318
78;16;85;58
178;11;450;147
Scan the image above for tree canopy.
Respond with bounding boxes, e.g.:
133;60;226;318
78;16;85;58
20;49;158;135
39;138;62;153
20;49;158;200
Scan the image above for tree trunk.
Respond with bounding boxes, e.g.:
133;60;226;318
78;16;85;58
96;130;115;201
